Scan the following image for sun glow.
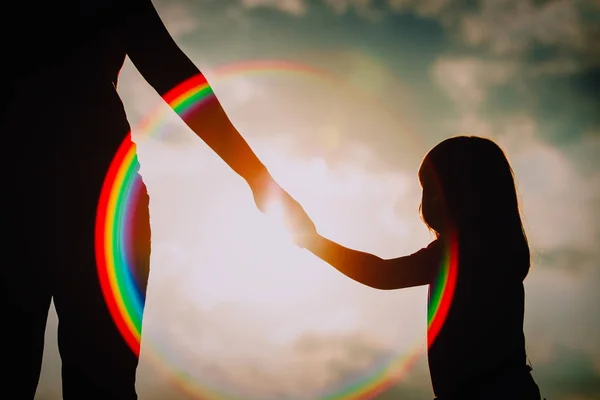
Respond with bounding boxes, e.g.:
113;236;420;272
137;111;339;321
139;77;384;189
138;141;433;399
263;196;296;244
121;62;431;400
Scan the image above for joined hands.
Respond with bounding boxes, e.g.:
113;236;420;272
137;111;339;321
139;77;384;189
248;172;317;247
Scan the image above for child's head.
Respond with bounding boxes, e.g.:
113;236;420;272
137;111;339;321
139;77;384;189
418;136;528;251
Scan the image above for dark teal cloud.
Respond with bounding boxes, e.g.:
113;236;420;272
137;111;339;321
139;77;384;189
533;345;600;399
167;0;598;149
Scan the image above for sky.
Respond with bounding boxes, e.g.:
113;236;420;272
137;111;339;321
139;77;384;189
34;0;600;399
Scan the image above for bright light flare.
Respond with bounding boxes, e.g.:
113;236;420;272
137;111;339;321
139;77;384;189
263;197;295;245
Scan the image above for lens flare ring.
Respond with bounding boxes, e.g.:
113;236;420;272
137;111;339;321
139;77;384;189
94;59;457;399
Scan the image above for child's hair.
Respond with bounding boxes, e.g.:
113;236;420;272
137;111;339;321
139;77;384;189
418;136;531;279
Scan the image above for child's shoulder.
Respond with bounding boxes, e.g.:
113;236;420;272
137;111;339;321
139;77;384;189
424;238;445;256
408;239;444;266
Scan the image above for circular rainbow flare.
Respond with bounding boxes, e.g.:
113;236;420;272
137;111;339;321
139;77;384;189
94;137;145;355
427;233;459;348
95;73;215;356
94;60;458;399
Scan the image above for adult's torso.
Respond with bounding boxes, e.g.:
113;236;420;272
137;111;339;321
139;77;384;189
5;0;134;160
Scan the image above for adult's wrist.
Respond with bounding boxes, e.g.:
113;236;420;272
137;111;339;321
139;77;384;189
245;166;272;190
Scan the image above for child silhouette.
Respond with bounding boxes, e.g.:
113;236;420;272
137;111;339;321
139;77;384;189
299;136;542;400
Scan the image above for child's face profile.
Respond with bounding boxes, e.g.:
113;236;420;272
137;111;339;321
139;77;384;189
419;163;446;234
421;185;440;231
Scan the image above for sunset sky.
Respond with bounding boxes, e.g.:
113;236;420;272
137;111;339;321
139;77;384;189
35;1;600;399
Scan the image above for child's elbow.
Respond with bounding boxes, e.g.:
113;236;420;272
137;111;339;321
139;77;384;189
369;281;402;291
358;274;399;291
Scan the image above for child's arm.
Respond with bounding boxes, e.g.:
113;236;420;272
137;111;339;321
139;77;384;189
303;233;440;290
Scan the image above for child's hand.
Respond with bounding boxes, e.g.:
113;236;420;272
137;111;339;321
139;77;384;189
281;191;316;238
290;217;319;249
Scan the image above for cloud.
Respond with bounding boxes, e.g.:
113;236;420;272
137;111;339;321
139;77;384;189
138;280;425;399
432;57;517;111
154;1;200;39
386;0;451;18
148;0;599;80
202;332;393;398
241;0;308;15
445;0;600;76
533;344;600;400
496;116;600;255
523;259;600;364
460;0;598;56
323;0;384;20
323;0;599;77
324;0;452;19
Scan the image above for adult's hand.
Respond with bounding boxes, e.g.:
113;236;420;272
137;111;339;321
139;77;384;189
249;173;316;237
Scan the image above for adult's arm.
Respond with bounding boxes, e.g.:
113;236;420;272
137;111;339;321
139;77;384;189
120;0;269;186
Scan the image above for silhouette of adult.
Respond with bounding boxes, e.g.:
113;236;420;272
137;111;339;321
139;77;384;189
2;0;313;398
